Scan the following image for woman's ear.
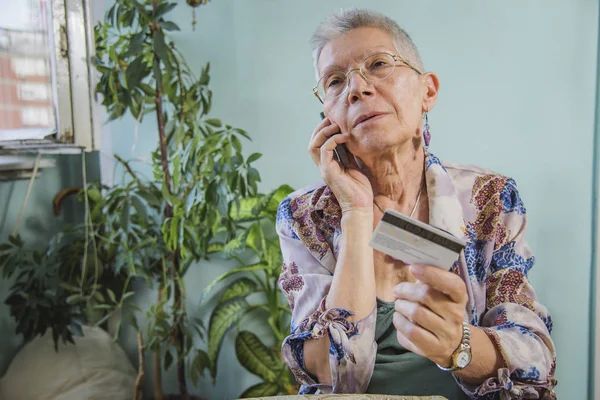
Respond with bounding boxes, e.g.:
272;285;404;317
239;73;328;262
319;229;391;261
421;72;440;113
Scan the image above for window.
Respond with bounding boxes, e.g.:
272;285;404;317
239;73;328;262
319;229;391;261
12;58;51;78
21;107;53;126
0;0;99;154
19;83;51;101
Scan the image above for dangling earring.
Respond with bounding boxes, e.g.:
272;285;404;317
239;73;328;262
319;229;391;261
423;109;431;151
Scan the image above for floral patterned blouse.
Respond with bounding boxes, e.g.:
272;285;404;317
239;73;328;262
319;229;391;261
276;153;557;399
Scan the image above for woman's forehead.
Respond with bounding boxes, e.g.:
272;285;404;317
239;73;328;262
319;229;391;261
317;28;396;73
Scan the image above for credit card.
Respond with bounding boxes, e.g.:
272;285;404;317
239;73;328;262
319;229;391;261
369;209;466;269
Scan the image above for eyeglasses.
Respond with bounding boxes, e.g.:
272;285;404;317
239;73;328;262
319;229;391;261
313;52;422;103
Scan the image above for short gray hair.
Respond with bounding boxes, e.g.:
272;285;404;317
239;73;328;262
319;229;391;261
310;8;424;77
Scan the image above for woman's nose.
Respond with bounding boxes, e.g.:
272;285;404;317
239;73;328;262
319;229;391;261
346;71;374;103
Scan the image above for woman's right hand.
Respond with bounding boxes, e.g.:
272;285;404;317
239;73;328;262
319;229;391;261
308;117;374;213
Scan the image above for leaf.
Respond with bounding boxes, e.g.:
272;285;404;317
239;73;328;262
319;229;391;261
126;55;145;89
153;30;170;64
129;313;140;331
93;304;114;310
121;292;135;301
121;197;131;233
131;195;148;221
199;63;210;85
222;229;250;257
235;331;279;382
207;242;225;254
247;153;262;163
208;298;248;380
153;2;177;19
161;21;180;31
248;167;261;182
164;349;173;371
132;1;150;23
71;321;84;337
219;277;257;304
229;196;262;222
125;31;145;57
172;154;181;188
139;83;155;96
107;288;117;304
87;187;102;202
240;382;280;398
265;244;282;269
153;58;162;89
107;4;116;23
60;282;82;292
200;263;269;305
66;294;84;304
205;118;222;128
113;319;122;342
233;128;250;140
231;134;242;153
190;349;210;386
137;187;161;208
267;184;295;213
8;234;22;248
245;223;261;255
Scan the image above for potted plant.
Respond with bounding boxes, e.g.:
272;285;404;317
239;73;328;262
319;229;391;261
202;184;297;398
92;0;294;398
2;1;296;398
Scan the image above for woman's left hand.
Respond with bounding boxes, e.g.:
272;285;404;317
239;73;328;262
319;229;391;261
392;264;468;368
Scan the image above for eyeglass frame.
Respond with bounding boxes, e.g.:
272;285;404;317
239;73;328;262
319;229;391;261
312;52;423;104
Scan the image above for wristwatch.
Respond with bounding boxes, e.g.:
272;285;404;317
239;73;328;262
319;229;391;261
436;321;472;372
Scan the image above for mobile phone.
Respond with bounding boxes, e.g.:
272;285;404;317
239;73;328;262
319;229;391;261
320;112;351;167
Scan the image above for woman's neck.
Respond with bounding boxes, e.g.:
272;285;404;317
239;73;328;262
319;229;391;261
359;143;426;213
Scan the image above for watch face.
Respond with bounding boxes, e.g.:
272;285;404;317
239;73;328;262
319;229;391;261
456;350;472;369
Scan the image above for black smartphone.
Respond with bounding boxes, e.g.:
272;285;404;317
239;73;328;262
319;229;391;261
320;112;351;167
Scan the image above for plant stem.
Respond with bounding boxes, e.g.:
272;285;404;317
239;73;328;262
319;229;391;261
114;154;142;183
134;332;145;400
151;0;188;396
153;282;165;400
171;254;188;399
167;46;185;124
153;351;165;400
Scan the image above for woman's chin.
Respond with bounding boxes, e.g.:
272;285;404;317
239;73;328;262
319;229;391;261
355;138;397;154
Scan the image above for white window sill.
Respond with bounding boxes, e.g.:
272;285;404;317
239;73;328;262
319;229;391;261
0;155;56;181
0;139;83;155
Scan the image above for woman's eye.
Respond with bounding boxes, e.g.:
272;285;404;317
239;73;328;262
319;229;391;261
371;60;388;69
327;78;343;87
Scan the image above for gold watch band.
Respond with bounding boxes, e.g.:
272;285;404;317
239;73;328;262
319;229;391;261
436;321;472;372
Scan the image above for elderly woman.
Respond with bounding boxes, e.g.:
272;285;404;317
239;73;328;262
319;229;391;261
276;8;556;400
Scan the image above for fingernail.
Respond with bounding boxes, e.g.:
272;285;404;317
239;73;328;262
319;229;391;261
409;265;422;276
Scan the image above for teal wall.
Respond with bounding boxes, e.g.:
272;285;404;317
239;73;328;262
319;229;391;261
0;0;593;399
161;2;597;398
0;153;100;375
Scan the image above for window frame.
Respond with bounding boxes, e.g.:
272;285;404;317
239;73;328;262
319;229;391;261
0;0;99;156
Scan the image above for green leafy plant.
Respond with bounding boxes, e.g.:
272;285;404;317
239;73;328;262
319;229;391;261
1;1;296;398
91;0;294;398
202;184;297;397
0;183;143;350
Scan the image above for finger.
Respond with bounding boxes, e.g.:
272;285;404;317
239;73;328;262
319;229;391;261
311;116;333;140
319;132;350;164
393;311;438;349
394;299;445;334
392;282;458;321
309;124;340;150
409;264;468;304
395;331;421;356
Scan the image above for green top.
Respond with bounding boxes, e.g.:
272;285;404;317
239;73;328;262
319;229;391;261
366;298;469;399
